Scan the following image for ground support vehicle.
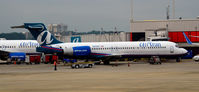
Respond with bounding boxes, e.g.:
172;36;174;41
71;61;95;69
9;52;26;64
29;55;41;64
193;55;199;62
149;56;161;65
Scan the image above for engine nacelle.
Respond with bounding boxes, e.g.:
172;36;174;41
63;46;91;57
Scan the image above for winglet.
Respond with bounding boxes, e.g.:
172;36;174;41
182;32;192;45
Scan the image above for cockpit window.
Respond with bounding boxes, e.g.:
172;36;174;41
175;44;179;47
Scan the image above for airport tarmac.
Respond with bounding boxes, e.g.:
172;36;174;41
0;60;199;92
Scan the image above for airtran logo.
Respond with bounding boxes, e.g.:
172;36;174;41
37;31;53;45
71;36;81;43
139;42;161;47
19;42;40;47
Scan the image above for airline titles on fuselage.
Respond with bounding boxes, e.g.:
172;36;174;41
0;41;39;50
139;42;161;47
19;42;39;48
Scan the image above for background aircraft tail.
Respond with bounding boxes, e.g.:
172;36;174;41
182;32;192;45
12;23;63;46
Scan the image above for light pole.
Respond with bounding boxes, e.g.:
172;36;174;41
172;0;175;19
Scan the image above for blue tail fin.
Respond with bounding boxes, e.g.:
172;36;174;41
182;32;192;45
23;23;63;46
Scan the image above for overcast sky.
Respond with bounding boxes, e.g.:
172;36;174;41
0;0;199;33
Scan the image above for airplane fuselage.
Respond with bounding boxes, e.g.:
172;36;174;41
50;41;187;59
0;40;40;54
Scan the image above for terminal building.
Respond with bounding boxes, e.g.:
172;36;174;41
130;18;199;56
61;32;130;43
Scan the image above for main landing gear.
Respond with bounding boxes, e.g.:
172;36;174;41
176;57;181;62
103;61;110;65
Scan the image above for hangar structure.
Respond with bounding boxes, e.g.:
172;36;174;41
130;19;199;56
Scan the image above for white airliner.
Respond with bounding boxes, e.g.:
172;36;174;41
11;23;188;64
0;40;39;53
0;40;40;60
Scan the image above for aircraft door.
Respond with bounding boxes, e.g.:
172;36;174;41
170;46;174;53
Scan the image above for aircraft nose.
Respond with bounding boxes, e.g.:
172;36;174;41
182;48;188;54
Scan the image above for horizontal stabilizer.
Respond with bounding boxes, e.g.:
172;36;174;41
11;25;25;29
36;46;63;53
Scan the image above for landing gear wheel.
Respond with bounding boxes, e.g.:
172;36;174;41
88;64;92;68
75;65;79;69
104;61;110;65
176;57;181;62
95;62;101;65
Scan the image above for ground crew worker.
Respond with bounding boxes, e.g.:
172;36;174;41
52;53;58;63
52;53;58;71
128;61;130;67
54;61;57;71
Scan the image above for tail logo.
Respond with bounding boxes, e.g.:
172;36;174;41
72;38;80;43
37;31;53;45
